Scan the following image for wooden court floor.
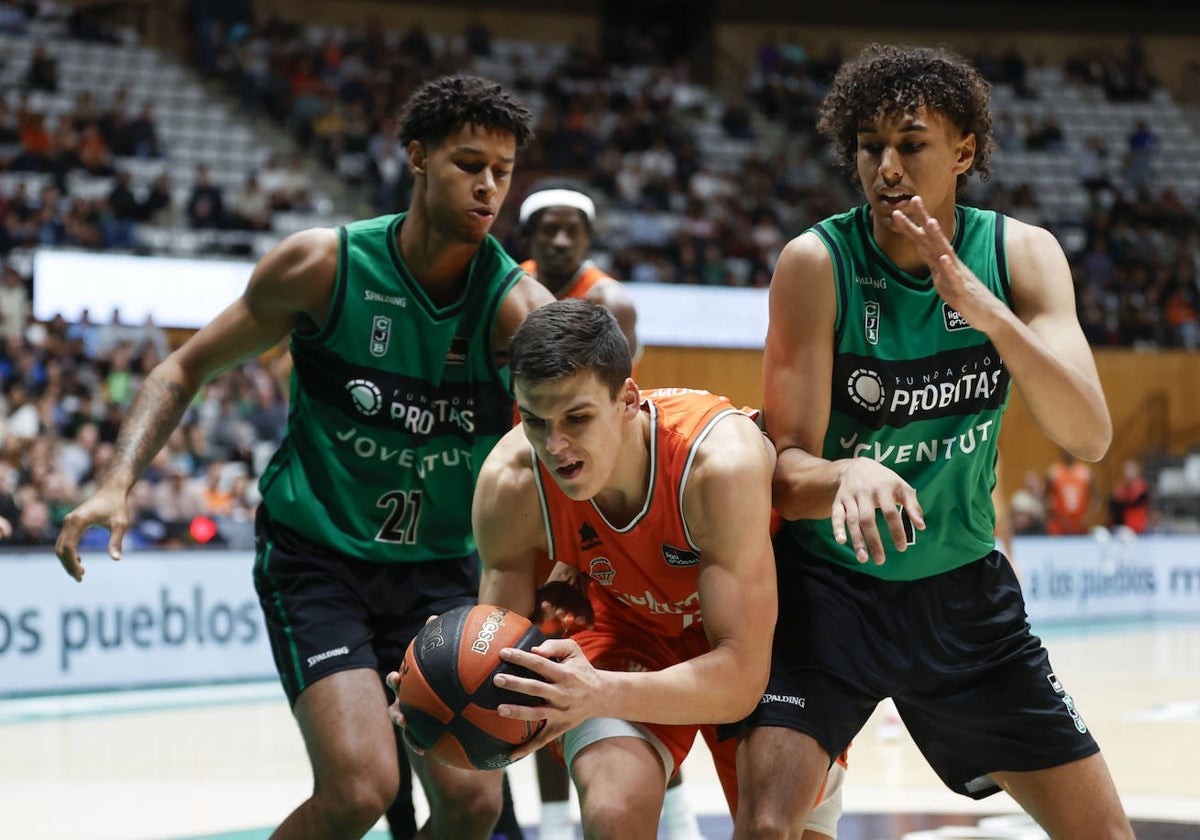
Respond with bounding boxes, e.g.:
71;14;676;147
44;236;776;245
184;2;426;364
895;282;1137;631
3;618;1198;840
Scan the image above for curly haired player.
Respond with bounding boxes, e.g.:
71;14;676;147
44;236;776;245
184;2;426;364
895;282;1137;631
726;42;1133;839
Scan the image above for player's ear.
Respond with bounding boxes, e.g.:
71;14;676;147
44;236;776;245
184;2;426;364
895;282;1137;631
407;140;427;176
954;131;976;175
619;378;639;416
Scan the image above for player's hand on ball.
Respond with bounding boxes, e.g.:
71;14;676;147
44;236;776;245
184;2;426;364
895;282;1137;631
385;670;427;754
493;637;602;759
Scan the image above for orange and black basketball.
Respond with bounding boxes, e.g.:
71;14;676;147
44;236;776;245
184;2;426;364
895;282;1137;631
395;604;548;770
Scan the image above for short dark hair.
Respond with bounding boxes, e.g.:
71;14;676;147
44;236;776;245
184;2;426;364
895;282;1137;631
520;177;596;235
816;42;995;193
397;73;534;150
509;299;631;397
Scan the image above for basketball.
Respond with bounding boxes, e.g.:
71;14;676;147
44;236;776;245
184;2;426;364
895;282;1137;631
395;604;549;770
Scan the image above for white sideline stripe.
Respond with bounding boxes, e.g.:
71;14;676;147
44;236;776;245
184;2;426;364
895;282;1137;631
0;681;283;723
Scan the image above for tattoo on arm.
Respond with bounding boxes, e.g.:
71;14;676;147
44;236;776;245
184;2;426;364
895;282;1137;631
111;378;194;482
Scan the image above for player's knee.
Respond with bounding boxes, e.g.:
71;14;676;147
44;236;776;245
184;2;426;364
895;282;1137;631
315;769;398;833
580;783;661;839
736;802;797;840
438;773;504;830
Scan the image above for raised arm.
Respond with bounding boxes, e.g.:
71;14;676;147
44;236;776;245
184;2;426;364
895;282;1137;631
892;198;1111;461
55;227;338;579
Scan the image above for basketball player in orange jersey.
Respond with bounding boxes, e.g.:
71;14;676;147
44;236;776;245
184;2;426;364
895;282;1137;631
1046;447;1096;535
518;180;639;365
517;180;707;840
406;298;843;839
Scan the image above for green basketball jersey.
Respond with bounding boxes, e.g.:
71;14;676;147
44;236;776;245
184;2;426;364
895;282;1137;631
787;204;1013;580
258;213;524;563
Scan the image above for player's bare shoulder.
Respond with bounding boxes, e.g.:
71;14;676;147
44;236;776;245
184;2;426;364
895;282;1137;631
473;424;546;552
777;228;834;279
495;272;556;352
477;425;540;501
687;410;775;493
247;226;340;326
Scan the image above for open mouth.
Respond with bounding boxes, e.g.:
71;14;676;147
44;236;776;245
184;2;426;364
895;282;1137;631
556;460;583;480
879;194;914;208
468;208;494;222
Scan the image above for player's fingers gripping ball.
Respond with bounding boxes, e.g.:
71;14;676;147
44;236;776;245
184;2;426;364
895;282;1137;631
395;604;548;769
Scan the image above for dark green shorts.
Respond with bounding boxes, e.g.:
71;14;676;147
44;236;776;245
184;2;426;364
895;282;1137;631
252;505;479;705
720;530;1100;799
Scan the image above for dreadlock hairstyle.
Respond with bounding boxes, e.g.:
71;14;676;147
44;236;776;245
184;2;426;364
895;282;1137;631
397;73;535;151
816;43;996;194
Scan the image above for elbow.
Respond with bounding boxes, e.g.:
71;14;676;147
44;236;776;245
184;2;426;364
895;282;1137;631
771;472;806;521
1075;415;1113;463
729;665;770;721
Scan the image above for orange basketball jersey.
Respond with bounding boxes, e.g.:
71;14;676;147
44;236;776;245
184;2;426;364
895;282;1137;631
520;258;611;301
532;388;750;638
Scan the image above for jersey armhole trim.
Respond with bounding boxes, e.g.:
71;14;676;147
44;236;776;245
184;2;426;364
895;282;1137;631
812;223;849;345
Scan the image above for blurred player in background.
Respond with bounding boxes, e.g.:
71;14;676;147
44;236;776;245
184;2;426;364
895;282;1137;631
55;74;553;840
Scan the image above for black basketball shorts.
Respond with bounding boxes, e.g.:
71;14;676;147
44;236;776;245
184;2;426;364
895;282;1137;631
721;529;1101;799
252;506;479;706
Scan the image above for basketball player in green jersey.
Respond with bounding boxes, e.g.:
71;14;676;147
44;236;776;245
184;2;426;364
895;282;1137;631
727;44;1134;839
54;74;554;840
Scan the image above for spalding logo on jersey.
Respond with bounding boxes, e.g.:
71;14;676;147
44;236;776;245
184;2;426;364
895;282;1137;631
661;544;700;567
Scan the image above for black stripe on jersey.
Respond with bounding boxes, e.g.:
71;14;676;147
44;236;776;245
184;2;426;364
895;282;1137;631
482;265;527;397
994;212;1012;306
813;222;851;346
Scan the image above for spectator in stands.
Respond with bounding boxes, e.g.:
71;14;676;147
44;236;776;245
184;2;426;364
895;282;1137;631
1123;119;1159;193
228;172;273;231
127;101;161;158
58;421;100;488
0;99;19;146
1109;458;1151;534
105;170;140;248
1021;114;1064;152
0;262;30;339
151;460;206;547
1046;448;1097;535
140;173;173;224
24;41;58;93
13;108;53;172
185;164;226;229
8;497;55;545
1164;282;1200;350
1076;136;1113;197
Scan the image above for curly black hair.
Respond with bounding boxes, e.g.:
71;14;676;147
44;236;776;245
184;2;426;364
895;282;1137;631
397;73;534;150
816;43;995;194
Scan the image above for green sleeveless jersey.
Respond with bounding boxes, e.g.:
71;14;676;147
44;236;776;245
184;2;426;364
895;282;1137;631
258;213;524;563
787;204;1013;580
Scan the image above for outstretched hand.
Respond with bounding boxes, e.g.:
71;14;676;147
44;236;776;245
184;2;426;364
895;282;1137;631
54;485;130;581
832;458;924;564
